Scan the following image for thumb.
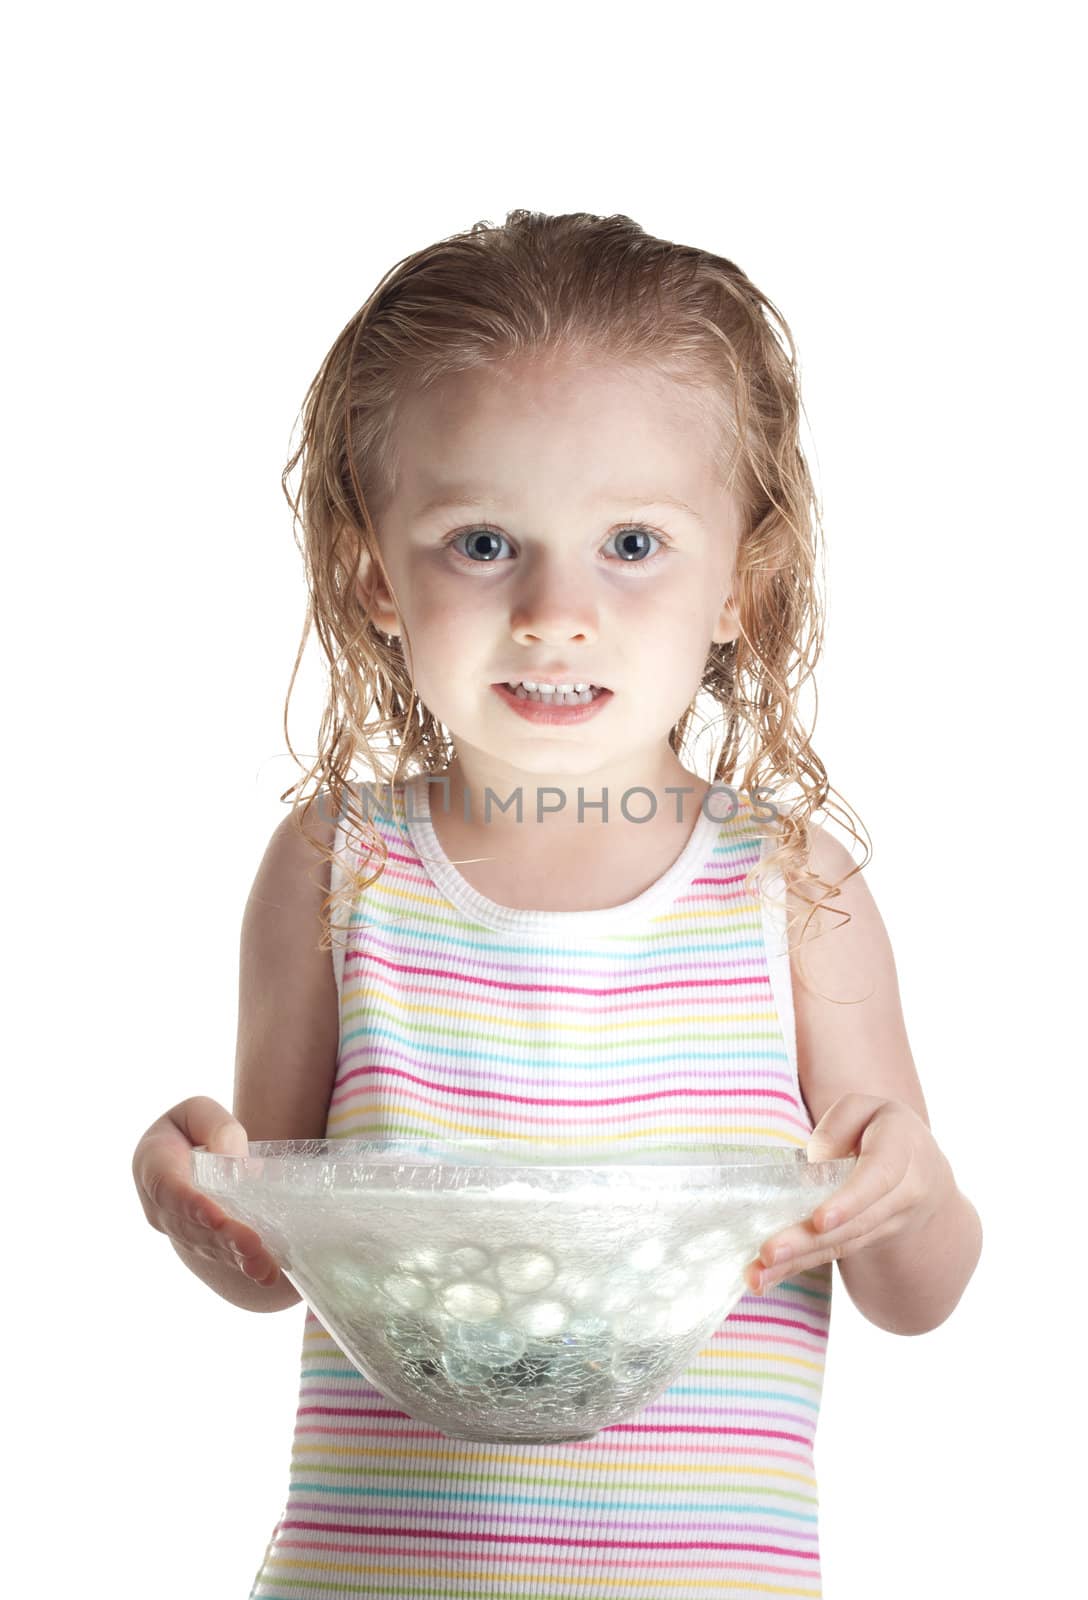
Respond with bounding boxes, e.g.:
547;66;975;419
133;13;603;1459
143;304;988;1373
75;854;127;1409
207;1118;250;1159
804;1093;883;1163
806;1119;847;1164
806;1122;862;1165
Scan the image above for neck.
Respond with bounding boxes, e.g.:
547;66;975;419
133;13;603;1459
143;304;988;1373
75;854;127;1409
432;752;711;838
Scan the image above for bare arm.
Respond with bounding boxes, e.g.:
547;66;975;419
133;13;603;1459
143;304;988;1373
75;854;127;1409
232;796;341;1143
134;795;342;1315
751;824;983;1334
221;796;342;1304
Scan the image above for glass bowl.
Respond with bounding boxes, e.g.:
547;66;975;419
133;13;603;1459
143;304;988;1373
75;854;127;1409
191;1138;855;1444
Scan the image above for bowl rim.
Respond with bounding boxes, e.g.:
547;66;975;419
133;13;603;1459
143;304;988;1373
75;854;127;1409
191;1138;856;1191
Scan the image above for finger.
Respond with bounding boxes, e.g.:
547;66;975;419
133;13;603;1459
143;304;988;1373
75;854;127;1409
135;1101;247;1237
134;1123;206;1231
225;1228;280;1280
755;1163;914;1285
757;1153;907;1270
805;1093;887;1163
179;1230;276;1281
806;1110;907;1236
209;1209;281;1276
751;1208;905;1292
170;1096;250;1159
179;1204;279;1281
220;1229;279;1279
174;1098;250;1230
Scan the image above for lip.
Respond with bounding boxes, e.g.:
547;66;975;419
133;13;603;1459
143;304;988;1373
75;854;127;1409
491;682;613;724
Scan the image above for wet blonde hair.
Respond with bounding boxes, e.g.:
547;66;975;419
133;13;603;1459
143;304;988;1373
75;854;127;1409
278;208;869;959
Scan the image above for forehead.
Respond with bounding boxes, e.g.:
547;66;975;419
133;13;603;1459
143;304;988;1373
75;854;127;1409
391;359;727;509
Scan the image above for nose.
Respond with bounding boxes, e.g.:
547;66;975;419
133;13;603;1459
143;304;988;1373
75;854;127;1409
509;549;599;646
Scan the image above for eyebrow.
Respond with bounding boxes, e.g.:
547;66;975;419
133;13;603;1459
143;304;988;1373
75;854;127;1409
413;486;703;522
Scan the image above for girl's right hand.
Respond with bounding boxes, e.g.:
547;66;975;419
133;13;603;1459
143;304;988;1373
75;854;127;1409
131;1095;283;1288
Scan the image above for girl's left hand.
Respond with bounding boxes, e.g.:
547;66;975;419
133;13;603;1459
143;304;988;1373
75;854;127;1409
746;1094;953;1294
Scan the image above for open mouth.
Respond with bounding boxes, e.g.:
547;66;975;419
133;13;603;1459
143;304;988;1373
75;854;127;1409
498;680;608;706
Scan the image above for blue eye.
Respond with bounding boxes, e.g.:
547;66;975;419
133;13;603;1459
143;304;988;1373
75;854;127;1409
452;527;512;562
450;525;665;564
606;527;661;562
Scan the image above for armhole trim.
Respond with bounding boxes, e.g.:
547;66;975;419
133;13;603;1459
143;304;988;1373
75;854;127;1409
329;808;349;1062
757;831;810;1136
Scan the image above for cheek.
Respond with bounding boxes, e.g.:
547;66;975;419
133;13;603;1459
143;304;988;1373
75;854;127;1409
628;585;725;692
402;560;494;618
397;589;484;697
627;579;719;646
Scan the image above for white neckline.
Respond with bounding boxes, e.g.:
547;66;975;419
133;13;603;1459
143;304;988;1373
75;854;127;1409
401;775;723;934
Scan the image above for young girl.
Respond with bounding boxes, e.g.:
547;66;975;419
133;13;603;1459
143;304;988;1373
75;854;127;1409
133;209;983;1599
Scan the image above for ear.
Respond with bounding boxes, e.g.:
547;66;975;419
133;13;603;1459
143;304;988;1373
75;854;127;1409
354;548;401;637
711;592;741;646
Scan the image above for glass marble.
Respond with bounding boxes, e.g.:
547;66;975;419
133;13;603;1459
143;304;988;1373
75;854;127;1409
509;1298;570;1338
651;1263;690;1298
403;1244;447;1278
562;1313;610;1342
379;1271;432;1311
448;1244;491;1275
439;1280;504;1321
680;1225;741;1264
447;1318;527;1369
626;1236;669;1272
385;1316;440;1360
494;1246;557;1294
611;1297;673;1343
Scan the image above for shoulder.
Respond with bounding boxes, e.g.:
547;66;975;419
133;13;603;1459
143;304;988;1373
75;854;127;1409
774;818;875;946
782;821;932;1132
266;789;342;873
245;793;341;930
786;817;858;897
235;792;342;1142
280;789;340;849
783;818;886;987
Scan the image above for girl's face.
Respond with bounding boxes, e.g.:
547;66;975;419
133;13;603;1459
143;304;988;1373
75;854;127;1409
358;356;742;799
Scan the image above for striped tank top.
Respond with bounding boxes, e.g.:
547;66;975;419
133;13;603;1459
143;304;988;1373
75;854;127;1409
249;776;833;1599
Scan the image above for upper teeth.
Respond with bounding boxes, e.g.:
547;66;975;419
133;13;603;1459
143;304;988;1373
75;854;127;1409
511;680;595;694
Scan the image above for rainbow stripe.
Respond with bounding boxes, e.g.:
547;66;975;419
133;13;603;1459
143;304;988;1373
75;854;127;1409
250;780;831;1599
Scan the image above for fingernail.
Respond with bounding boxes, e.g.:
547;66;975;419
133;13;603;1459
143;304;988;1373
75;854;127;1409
769;1244;792;1265
213;1122;248;1158
821;1209;841;1232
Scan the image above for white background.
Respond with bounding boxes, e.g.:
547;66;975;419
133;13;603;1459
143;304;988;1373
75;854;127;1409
6;3;1084;1596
